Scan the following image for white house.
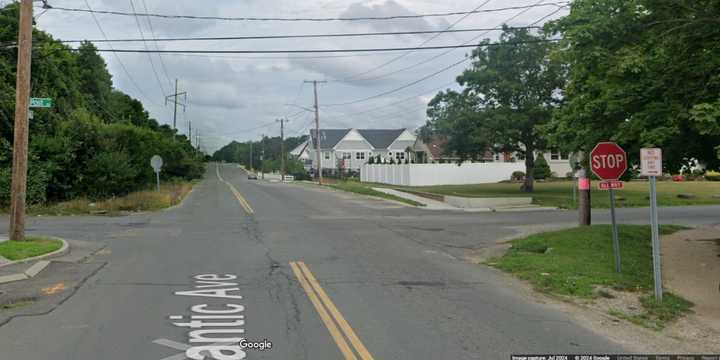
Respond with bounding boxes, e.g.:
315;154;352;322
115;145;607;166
299;128;417;173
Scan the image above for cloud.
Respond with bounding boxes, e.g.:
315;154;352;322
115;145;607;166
32;0;567;152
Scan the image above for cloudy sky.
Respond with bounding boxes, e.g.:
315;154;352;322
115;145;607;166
34;0;568;152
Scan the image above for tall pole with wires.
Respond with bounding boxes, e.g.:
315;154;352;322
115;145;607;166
9;0;33;242
276;119;289;180
165;79;187;139
305;80;326;184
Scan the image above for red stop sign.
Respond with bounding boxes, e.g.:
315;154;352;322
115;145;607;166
590;142;627;180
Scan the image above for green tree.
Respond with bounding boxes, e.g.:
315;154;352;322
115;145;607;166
545;0;720;171
76;41;113;117
424;27;563;192
533;153;552;180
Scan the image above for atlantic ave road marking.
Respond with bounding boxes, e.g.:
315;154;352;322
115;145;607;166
290;261;375;360
216;164;255;214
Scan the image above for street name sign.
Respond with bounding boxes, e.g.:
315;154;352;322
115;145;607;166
591;142;628;180
29;97;53;108
640;148;662;176
599;180;624;190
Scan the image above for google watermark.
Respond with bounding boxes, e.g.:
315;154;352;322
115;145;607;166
155;274;273;360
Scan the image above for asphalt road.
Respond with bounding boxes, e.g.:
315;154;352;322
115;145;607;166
0;163;717;359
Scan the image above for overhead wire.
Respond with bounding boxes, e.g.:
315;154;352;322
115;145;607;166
51;26;543;44
81;0;160;107
139;0;174;91
128;0;167;96
341;0;492;82
323;1;565;110
342;0;556;84
82;39;557;54
42;3;570;22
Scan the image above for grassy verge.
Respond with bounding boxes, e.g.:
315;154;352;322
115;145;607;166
0;237;63;261
28;181;197;216
487;225;693;329
327;181;425;207
390;180;720;209
0;299;34;311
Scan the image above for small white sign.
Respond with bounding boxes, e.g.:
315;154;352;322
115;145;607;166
150;155;164;173
640;148;662;177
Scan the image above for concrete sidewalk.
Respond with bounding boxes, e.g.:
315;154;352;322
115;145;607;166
663;225;720;331
372;187;460;210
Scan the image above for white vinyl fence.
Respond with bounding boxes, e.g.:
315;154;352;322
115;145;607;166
360;163;525;186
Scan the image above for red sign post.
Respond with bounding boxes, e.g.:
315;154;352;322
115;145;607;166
590;142;628;274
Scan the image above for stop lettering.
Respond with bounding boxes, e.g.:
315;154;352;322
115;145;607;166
590;142;627;180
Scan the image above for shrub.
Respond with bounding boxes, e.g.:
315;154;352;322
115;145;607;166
705;171;720;181
533;154;552;180
511;171;525;181
0;163;50;206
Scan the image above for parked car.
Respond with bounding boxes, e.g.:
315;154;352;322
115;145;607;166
247;173;258;180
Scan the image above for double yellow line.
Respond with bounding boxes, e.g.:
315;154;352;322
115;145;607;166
290;261;375;360
216;164;255;214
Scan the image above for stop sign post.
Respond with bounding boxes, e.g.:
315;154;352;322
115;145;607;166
590;142;628;274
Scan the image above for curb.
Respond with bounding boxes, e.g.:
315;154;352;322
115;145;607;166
0;237;70;285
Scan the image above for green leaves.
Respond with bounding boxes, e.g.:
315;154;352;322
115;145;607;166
546;0;720;171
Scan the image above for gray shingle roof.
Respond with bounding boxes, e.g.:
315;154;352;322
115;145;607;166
357;129;406;149
310;129;351;149
310;128;408;150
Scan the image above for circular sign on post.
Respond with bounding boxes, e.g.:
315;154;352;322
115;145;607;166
590;142;627;180
150;155;164;173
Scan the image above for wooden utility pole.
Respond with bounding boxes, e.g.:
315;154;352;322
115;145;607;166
304;80;326;184
260;134;265;180
277;119;288;180
9;0;33;242
165;79;187;139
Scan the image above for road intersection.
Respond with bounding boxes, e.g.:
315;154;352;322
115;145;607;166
0;164;717;359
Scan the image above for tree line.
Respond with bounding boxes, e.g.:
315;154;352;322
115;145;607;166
421;0;720;192
0;3;205;206
212;135;309;179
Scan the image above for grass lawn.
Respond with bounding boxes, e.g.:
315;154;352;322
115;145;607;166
392;180;720;209
0;237;63;261
488;225;693;329
28;181;197;216
327;181;425;207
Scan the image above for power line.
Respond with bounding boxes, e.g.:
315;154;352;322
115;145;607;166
325;57;470;107
81;0;159;107
82;39;557;54
128;0;167;96
54;26;541;43
343;0;558;84
322;2;565;111
42;2;570;22
342;0;492;82
139;0;173;91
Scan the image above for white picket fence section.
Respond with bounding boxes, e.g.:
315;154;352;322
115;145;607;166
360;163;526;186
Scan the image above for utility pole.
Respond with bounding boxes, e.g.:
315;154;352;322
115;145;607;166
249;141;253;171
165;79;187;139
9;0;33;242
277;119;289;180
260;134;265;180
304;80;327;184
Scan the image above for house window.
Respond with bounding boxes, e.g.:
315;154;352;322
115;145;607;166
343;152;352;160
356;152;365;160
550;150;560;160
561;152;569;160
395;152;405;160
494;153;501;161
324;152;330;160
